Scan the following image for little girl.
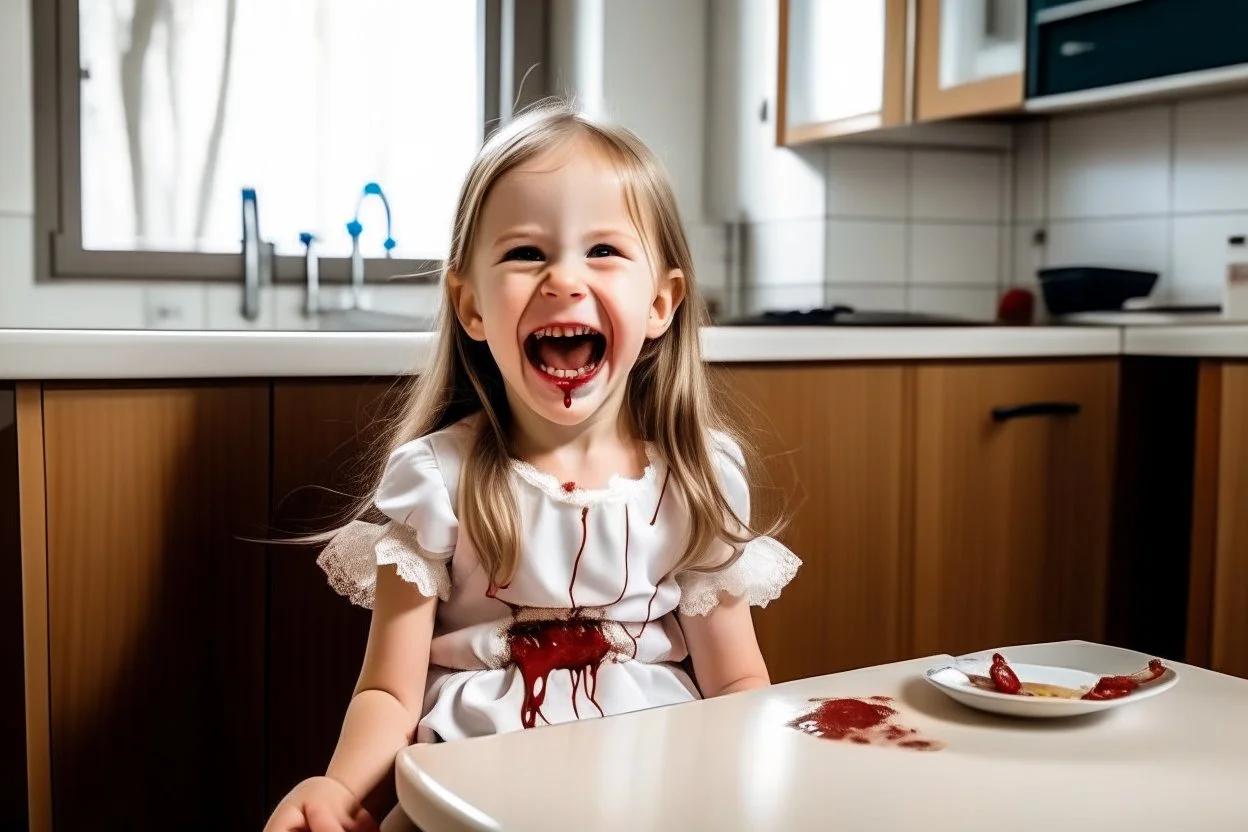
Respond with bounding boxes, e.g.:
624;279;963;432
265;99;801;831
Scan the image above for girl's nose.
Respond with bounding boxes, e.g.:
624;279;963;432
540;263;587;300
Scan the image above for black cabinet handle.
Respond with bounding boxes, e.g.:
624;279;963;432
991;402;1082;422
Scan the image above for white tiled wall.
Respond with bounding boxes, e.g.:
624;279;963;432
1011;92;1248;306
738;145;1009;320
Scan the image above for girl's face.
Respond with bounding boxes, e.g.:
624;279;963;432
451;139;683;428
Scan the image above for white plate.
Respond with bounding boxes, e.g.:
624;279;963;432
924;653;1179;719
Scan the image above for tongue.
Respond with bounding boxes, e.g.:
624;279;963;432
538;337;594;371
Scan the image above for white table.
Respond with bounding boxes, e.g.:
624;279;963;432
395;641;1248;831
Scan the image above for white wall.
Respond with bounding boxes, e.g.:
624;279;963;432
1010;93;1248;307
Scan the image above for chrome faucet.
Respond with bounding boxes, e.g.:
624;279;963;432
301;232;320;317
241;188;273;321
346;182;395;309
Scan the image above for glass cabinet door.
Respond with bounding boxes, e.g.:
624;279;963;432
778;0;907;144
916;0;1025;121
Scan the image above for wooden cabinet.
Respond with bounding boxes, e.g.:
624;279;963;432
20;383;270;831
1188;362;1248;679
8;359;1127;826
1;386;29;830
776;0;908;144
776;0;1024;146
912;360;1119;657
717;364;910;681
267;379;402;809
914;0;1025;121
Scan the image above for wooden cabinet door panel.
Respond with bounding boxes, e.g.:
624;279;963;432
268;379;403;809
913;360;1118;657
715;364;909;680
42;383;269;831
0;386;28;829
1213;363;1248;678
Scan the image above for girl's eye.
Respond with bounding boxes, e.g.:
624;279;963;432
503;246;544;262
588;244;621;258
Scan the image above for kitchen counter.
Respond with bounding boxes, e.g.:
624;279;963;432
4;323;1248;380
1123;324;1248;357
0;326;1126;380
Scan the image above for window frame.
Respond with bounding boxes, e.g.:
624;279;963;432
32;0;549;285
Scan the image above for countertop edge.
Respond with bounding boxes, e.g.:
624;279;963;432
1122;325;1248;358
5;324;1248;380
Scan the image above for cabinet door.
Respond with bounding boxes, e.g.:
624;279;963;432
913;360;1118;657
1211;364;1248;678
715;364;910;680
268;379;403;809
0;386;28;829
914;0;1025;121
41;383;269;831
777;0;908;144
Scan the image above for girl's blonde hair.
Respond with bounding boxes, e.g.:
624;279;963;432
339;98;780;584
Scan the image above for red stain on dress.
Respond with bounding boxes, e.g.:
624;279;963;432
508;617;611;728
492;466;671;728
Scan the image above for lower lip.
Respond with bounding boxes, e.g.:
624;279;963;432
534;361;603;407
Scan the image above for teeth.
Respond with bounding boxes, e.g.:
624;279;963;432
538;361;598;379
532;325;599;339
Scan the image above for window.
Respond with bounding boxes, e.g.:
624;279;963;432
34;0;548;290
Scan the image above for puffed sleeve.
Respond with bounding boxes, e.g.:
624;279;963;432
675;432;802;617
316;436;459;609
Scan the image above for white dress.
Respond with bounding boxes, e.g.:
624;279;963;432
317;418;801;743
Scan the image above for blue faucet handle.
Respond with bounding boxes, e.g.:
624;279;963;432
299;231;316;246
346;220;363;238
383;237;396;252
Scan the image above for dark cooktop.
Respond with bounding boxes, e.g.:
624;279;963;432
722;305;986;327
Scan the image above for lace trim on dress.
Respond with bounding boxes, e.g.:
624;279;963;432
675;535;802;617
317;520;453;610
508;443;661;506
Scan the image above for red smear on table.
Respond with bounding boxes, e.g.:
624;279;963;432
789;696;944;751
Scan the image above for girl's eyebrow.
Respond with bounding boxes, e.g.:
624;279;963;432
490;227;546;248
585;227;641;242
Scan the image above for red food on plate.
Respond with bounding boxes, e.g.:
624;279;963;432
989;653;1022;694
1081;658;1167;701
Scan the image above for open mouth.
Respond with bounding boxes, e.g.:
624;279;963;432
523;324;608;382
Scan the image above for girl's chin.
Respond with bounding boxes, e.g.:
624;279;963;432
520;361;608;420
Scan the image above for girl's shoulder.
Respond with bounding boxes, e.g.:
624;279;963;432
388;416;477;469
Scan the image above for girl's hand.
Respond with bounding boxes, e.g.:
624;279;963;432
264;776;381;832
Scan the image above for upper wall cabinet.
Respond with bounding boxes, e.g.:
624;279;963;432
777;0;1025;146
914;0;1025;121
776;0;908;144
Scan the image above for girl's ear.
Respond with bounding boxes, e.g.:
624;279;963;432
647;268;686;338
447;271;487;341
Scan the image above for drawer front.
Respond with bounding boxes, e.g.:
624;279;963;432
1028;0;1248;97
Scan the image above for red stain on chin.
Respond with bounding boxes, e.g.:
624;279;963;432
789;697;944;751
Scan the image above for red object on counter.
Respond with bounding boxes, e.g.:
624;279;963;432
997;288;1035;325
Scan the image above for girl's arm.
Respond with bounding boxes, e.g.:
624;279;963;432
679;592;771;697
325;563;438;815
